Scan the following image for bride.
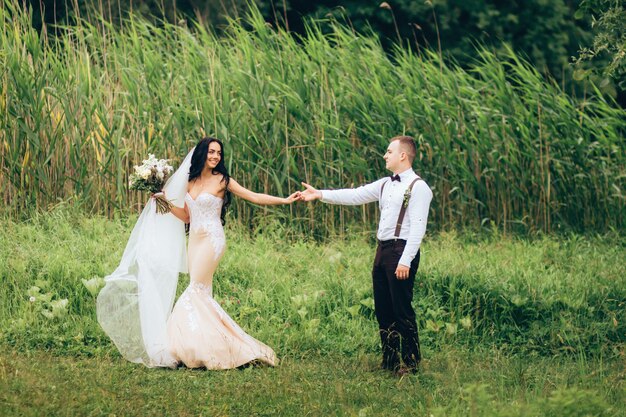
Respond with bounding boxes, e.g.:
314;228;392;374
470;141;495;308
97;137;301;369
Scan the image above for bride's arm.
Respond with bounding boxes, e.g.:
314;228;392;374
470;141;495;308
228;178;300;205
155;191;190;223
169;202;190;223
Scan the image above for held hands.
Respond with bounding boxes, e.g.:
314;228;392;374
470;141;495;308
295;181;410;280
285;191;304;204
300;182;322;201
285;182;320;203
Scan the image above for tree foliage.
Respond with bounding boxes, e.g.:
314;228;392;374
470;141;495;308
575;0;626;84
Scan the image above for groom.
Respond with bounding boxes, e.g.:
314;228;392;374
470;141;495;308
301;136;433;375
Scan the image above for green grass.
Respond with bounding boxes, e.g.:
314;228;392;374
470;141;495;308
1;349;624;416
0;210;625;415
1;209;624;356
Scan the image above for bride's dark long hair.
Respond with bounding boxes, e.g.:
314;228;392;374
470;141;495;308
188;137;231;225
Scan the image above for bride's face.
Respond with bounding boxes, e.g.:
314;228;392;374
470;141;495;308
206;142;222;169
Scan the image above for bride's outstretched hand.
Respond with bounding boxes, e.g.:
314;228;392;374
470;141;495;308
300;182;322;201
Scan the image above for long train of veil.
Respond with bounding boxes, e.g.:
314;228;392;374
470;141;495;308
96;148;194;367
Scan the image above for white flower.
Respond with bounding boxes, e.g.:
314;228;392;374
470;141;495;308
144;154;158;166
29;296;36;303
133;165;149;180
131;155;172;187
135;166;151;180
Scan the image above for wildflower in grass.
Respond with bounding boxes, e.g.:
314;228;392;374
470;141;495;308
26;286;69;319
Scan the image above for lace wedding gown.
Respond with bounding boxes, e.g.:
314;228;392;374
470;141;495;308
166;192;277;369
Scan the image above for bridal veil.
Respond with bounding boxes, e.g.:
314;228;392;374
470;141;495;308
96;148;194;367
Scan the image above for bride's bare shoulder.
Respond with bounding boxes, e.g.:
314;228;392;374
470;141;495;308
226;176;240;187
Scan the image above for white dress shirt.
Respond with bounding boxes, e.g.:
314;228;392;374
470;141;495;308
320;168;433;267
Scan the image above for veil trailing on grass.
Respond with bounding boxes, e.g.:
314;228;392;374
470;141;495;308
96;148;193;368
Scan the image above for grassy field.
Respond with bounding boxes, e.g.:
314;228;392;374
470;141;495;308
1;0;625;414
0;209;624;415
1;349;623;416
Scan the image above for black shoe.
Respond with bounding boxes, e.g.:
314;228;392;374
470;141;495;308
395;364;419;377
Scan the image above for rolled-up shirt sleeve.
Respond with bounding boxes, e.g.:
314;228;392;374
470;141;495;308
399;181;433;267
320;178;386;205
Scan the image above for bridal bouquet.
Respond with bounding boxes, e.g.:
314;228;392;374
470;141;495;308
129;154;174;214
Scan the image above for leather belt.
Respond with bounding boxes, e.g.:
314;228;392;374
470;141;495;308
377;239;406;247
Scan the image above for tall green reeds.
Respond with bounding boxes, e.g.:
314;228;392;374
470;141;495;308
1;0;624;234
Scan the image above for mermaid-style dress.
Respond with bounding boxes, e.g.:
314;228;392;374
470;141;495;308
166;192;277;369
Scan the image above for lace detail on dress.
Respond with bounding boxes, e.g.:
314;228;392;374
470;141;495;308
189;281;213;297
181;282;215;332
185;193;226;260
180;291;198;332
186;281;224;320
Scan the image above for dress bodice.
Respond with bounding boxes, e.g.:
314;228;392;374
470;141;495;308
186;192;223;228
185;192;226;259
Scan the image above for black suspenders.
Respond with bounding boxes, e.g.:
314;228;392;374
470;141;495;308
380;177;422;237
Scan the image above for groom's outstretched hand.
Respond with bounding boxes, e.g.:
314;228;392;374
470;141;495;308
300;182;322;201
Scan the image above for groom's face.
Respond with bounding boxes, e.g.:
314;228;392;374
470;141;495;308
384;140;404;172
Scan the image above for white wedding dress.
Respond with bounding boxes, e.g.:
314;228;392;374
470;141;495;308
97;148;276;369
166;192;276;368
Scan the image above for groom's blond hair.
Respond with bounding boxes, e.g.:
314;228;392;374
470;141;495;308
390;136;417;163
